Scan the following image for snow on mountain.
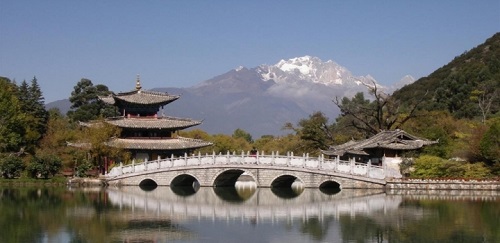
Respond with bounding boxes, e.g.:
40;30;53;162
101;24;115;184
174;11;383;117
386;75;416;93
46;55;416;137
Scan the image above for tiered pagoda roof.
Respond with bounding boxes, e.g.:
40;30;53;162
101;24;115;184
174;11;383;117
100;90;180;107
105;116;202;130
107;137;212;150
322;129;438;157
70;77;212;158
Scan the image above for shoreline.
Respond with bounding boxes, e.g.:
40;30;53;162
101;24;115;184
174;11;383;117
386;178;500;191
2;177;500;191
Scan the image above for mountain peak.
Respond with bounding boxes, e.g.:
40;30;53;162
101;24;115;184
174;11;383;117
234;66;246;72
257;55;377;88
275;56;320;76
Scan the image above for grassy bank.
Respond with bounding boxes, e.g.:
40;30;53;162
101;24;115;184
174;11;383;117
0;176;69;186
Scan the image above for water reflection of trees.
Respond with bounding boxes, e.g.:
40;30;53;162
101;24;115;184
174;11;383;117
0;187;191;243
339;199;500;243
0;186;498;243
0;187;66;243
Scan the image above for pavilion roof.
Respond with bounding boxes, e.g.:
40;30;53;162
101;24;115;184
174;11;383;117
99;90;180;106
105;116;202;130
106;137;213;150
322;129;438;156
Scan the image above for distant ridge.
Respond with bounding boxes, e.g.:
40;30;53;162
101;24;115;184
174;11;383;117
393;32;500;119
46;56;414;137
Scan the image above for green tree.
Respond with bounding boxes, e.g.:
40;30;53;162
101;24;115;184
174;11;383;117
209;134;252;154
411;155;449;178
232;128;253;143
26;154;62;179
253;134;305;155
0;155;25;179
0;77;25;153
67;79;116;122
284;111;334;152
480;119;500;165
76;121;128;174
17;77;49;152
39;108;80;169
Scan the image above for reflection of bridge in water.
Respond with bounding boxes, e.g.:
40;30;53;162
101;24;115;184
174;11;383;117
106;187;401;223
106;152;395;188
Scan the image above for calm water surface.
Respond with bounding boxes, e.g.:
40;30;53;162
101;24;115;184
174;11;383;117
0;186;498;243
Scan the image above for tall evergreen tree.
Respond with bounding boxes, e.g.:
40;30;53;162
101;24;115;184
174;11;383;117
67;78;116;122
15;77;49;152
28;77;49;134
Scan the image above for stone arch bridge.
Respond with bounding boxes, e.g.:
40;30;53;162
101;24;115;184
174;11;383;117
105;151;394;189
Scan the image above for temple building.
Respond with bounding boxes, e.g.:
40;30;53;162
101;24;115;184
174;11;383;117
321;129;437;169
81;77;212;161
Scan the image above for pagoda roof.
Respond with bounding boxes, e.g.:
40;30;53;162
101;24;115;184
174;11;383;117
105;116;202;130
322;129;438;156
106;137;213;150
99;90;180;106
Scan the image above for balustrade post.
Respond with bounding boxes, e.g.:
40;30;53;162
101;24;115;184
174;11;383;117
286;152;290;166
350;157;355;174
367;160;371;177
120;162;123;175
184;152;188;166
212;151;216;164
241;150;245;164
132;159;135;172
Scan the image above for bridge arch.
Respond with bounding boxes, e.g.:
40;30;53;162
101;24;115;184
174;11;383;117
212;169;257;187
319;180;342;195
138;178;158;191
270;174;304;188
319;179;341;189
170;173;200;188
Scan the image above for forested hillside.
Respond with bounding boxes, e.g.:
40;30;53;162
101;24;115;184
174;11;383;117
393;32;500;121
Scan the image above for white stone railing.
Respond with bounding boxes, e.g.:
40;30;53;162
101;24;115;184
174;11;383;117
106;151;387;180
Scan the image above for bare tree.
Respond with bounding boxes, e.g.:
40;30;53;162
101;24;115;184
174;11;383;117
470;80;499;124
333;81;426;136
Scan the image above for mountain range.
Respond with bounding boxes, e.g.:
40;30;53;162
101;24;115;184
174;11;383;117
47;56;414;137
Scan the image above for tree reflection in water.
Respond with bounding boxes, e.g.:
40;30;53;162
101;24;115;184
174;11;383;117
0;186;498;243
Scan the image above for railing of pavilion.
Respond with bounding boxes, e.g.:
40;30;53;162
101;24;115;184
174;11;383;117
106;151;387;180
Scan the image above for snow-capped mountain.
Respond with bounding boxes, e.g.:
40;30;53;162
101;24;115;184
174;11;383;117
156;56;411;137
47;56;414;137
257;55;378;88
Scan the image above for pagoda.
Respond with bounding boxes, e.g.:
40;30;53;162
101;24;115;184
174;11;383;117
96;76;212;161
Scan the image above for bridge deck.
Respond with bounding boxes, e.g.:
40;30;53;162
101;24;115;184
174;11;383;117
106;152;397;186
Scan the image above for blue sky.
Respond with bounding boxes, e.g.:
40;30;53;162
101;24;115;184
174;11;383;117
1;1;499;103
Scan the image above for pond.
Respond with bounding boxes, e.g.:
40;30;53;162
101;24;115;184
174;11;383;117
0;186;498;243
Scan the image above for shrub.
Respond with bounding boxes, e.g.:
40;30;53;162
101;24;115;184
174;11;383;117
75;160;92;177
27;154;62;179
480;119;500;165
411;155;494;179
0;155;25;178
463;162;492;179
411;155;446;178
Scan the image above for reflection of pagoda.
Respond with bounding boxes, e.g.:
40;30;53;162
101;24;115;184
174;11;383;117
99;76;212;161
